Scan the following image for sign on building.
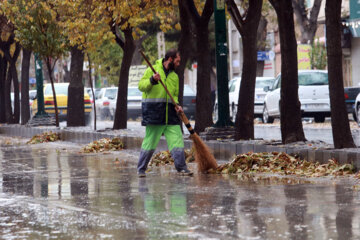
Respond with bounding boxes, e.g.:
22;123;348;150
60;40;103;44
350;0;360;19
257;51;275;61
128;65;147;87
157;32;165;59
349;0;360;37
297;44;311;70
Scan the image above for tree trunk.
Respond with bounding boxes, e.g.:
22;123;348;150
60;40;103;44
21;48;32;125
67;47;85;126
227;0;263;140
45;57;59;127
194;21;213;133
292;0;322;45
113;28;136;130
256;16;268;77
269;0;306;143
0;56;7;123
235;34;259;140
4;65;12;123
10;57;20;124
87;53;97;130
185;0;214;133
63;61;70;82
11;44;21;124
256;61;265;77
325;0;355;148
3;43;21;124
131;36;147;66
177;0;193;108
235;0;263;140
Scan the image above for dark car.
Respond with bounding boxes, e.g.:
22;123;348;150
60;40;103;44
183;84;196;120
344;86;360;121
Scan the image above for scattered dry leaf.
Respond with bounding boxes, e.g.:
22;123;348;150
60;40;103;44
149;148;195;167
81;138;124;153
207;152;355;178
27;131;60;144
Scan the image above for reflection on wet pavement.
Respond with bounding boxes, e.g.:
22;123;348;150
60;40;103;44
0;137;360;239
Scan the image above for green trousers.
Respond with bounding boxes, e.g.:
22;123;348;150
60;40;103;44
137;125;187;173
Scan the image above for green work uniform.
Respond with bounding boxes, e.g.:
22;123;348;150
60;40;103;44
137;58;188;174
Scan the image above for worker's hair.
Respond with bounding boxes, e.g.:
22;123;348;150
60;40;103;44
164;49;179;61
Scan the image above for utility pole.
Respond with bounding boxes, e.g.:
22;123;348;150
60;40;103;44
34;53;47;117
27;53;55;126
213;0;233;127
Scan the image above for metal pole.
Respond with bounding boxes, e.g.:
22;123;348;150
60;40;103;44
34;53;47;117
213;0;233;127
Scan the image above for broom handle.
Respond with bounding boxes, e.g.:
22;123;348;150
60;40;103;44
139;50;195;135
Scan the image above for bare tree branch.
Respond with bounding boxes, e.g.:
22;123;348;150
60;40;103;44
226;0;245;35
201;0;214;22
110;20;125;49
186;0;201;25
309;0;322;26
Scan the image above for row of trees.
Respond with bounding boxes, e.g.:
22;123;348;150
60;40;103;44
0;0;176;127
0;0;354;148
0;0;218;131
227;0;353;149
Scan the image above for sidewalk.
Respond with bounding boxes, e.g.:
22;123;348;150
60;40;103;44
1;121;360;169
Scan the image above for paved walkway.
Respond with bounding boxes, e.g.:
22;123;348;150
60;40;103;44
1;121;360;168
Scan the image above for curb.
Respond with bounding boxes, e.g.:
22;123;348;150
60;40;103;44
1;124;360;168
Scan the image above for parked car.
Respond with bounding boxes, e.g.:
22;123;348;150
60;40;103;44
31;83;92;122
228;77;275;120
109;87;143;120
183;84;196;120
11;91;36;114
109;85;196;121
85;87;101;103
29;90;37;115
95;87;118;120
29;90;37;101
263;70;330;123
352;92;360;126
344;86;360;121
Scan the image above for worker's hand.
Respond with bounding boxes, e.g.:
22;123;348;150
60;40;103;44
152;73;160;82
175;105;183;113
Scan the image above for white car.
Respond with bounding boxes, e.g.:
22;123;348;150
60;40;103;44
353;92;360;126
228;76;275;120
95;87;118;120
262;70;330;123
85;87;100;103
109;87;142;120
29;90;37;115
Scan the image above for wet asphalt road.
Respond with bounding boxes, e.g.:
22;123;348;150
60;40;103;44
0;136;360;239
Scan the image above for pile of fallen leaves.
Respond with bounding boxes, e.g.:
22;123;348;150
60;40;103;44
81;138;124;153
149;148;195;167
0;137;25;146
208;152;355;177
27;131;60;144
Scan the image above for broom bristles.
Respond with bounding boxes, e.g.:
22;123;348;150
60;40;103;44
191;133;218;172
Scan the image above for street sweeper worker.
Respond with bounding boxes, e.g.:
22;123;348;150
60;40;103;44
137;49;193;177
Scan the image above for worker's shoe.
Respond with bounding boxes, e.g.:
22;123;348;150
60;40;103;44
138;172;146;178
178;169;193;176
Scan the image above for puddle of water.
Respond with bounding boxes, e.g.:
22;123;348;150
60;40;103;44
0;137;359;239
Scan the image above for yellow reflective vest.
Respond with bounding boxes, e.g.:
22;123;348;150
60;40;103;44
138;58;180;126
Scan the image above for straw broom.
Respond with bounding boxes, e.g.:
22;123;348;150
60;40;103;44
139;50;218;172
